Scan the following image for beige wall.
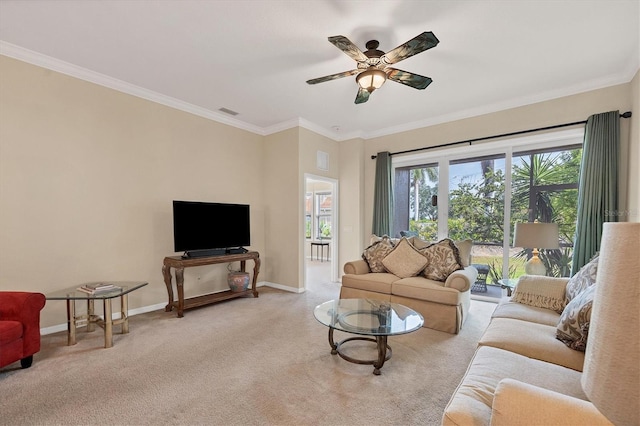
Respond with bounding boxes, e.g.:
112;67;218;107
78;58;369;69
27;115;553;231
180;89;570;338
262;128;300;289
0;56;265;328
338;138;366;267
359;82;634;247
629;70;640;222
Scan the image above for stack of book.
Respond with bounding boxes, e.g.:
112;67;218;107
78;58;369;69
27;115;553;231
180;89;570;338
77;283;121;294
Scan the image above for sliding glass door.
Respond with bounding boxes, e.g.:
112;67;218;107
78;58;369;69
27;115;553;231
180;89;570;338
393;130;583;290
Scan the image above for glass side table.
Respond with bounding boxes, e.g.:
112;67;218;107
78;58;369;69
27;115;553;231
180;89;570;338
46;282;147;348
498;278;519;297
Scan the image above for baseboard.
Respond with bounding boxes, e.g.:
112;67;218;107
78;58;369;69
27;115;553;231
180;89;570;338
262;281;305;294
40;281;294;335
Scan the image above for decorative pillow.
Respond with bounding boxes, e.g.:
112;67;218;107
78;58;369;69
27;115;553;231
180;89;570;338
565;256;599;305
362;237;395;273
556;284;596;351
382;237;428;278
511;275;567;313
410;237;430;250
454;239;473;267
419;239;464;281
369;234;400;246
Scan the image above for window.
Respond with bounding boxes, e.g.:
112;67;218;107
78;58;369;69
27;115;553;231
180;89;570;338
305;193;312;239
315;192;332;239
393;129;583;282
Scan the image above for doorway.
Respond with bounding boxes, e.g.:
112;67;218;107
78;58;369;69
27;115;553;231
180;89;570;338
304;174;339;291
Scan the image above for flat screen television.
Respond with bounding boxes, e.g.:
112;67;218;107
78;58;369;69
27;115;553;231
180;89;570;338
173;200;250;257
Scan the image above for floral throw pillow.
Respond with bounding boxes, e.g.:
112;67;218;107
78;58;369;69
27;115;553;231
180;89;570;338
556;284;596;351
362;237;395;273
565;256;598;305
419;239;464;281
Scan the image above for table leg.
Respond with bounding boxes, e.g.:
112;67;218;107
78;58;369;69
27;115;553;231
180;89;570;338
66;299;76;346
328;327;338;355
373;335;388;376
176;267;185;317
162;263;174;312
251;258;260;298
87;299;95;332
104;299;113;348
121;294;129;334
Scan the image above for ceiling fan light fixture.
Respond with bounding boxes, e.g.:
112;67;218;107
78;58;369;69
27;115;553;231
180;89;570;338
356;68;387;93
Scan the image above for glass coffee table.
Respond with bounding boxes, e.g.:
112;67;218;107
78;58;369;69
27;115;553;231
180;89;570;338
46;282;147;348
314;299;424;375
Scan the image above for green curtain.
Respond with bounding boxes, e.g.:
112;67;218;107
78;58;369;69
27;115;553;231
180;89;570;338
372;151;393;236
571;110;620;274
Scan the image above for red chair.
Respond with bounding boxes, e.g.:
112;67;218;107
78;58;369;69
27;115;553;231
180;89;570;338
0;292;46;369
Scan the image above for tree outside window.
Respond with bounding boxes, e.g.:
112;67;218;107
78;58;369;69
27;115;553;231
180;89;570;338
315;192;332;239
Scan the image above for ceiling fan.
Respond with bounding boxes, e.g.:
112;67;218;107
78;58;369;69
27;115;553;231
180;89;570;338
306;31;439;104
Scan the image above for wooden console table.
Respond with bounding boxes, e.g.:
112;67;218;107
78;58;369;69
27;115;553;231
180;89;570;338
162;251;260;317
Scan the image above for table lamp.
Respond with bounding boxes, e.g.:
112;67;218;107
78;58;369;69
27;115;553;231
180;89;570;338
513;222;559;276
581;222;639;425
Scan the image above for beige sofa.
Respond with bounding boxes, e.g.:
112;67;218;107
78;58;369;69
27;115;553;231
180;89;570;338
442;274;612;425
341;243;478;334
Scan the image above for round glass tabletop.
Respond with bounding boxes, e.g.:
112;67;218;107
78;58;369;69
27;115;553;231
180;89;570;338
314;299;424;336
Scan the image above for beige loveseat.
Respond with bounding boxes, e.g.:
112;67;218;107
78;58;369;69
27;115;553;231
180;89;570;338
442;272;612;425
341;237;478;334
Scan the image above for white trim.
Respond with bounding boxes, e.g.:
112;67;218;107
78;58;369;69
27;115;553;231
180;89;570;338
263;281;305;293
0;42;265;136
2;41;632;143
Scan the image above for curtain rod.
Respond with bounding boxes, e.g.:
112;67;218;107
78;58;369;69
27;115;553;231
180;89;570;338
371;111;632;160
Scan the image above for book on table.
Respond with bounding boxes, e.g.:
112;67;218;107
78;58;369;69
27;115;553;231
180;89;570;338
77;283;121;294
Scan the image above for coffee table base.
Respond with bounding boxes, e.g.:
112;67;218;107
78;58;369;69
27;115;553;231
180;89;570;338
328;328;392;375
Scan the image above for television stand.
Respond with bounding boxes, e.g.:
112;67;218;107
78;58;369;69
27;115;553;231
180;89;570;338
162;251;260;317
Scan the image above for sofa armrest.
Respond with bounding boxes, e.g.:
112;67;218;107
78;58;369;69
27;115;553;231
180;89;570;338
490;379;612;426
444;266;477;292
0;292;46;356
343;259;371;275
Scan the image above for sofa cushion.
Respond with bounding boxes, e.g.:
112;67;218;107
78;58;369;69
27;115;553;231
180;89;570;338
442;346;587;426
361;237;394;273
479;317;585;371
341;273;398;294
392;277;463;305
564;255;598;305
382;237;428;278
511;275;566;313
419;239;464;281
491;297;561;327
556;284;596;352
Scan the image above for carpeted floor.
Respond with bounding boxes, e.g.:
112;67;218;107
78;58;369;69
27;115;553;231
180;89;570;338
0;275;496;426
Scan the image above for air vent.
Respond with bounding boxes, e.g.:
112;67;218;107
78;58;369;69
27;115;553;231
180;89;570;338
218;107;239;116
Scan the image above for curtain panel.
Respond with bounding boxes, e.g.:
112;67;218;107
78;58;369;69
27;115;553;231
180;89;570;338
372;151;393;236
572;110;620;274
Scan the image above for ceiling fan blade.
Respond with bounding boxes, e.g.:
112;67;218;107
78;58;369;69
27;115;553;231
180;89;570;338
306;69;360;85
355;87;370;104
381;31;439;65
387;68;433;90
328;35;369;62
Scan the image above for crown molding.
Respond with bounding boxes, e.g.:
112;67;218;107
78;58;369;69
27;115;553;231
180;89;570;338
2;41;635;144
0;41;266;136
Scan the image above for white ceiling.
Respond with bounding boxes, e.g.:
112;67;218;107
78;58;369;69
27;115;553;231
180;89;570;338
1;1;638;141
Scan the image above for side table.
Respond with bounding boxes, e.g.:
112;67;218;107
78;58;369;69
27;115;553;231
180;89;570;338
498;278;519;297
46;282;148;348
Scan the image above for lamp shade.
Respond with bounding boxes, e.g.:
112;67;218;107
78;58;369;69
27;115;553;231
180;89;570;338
513;222;559;249
581;222;640;425
356;68;386;92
